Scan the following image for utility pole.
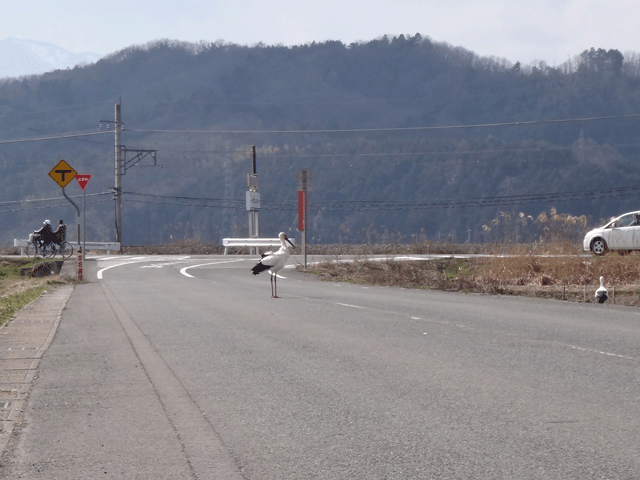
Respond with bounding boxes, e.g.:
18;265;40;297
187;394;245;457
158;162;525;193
114;102;122;246
252;145;257;176
247;146;260;255
101;101;157;250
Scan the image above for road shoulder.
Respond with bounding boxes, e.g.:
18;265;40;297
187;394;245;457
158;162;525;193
0;265;199;478
0;283;74;459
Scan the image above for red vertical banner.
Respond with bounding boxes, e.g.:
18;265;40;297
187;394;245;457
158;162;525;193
298;190;306;231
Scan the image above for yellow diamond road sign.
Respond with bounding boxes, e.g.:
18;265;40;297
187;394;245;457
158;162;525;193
49;159;77;188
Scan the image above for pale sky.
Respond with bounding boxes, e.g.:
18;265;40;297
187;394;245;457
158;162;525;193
4;0;640;66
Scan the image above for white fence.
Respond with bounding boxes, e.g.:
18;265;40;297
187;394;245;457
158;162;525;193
14;239;121;255
222;237;294;255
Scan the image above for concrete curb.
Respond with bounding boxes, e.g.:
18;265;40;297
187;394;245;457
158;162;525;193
0;284;74;458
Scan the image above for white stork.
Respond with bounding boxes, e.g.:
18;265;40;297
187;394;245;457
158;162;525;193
251;232;295;298
595;276;608;304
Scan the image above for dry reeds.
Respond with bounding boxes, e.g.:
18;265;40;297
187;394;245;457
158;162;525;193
473;254;640;287
122;238;223;255
312;258;446;288
307;252;640;306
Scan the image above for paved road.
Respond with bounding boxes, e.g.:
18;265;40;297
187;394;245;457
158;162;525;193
2;254;640;479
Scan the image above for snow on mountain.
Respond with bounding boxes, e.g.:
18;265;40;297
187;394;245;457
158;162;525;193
0;37;103;79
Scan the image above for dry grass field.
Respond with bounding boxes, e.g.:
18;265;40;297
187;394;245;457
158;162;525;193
302;242;640;306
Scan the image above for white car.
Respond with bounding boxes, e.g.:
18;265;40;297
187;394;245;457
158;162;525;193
583;211;640;255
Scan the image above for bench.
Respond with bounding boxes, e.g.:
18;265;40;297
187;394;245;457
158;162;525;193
222;237;295;255
14;239;121;255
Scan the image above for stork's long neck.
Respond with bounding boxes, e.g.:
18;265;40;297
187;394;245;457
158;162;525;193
276;242;289;255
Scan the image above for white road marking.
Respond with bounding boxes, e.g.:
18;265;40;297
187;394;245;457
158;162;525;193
140;257;193;269
141;261;189;269
568;344;634;360
93;255;140;261
97;257;147;279
336;302;364;309
179;259;245;278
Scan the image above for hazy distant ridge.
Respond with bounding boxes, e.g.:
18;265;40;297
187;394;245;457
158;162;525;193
0;37;102;78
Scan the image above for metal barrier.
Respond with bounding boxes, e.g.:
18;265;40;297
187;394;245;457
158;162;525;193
222;237;294;255
14;239;121;255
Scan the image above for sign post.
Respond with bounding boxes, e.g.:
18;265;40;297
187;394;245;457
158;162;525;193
49;159;81;280
247;147;259;255
76;174;92;278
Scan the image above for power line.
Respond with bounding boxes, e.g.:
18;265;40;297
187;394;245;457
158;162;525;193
123;191;239;203
125;113;640;135
310;186;640;211
0;130;111;145
0;196;112;214
123;191;244;209
1;113;639;146
124;198;242;209
308;185;640;207
121;185;640;212
3;182;636;214
0;192;111;206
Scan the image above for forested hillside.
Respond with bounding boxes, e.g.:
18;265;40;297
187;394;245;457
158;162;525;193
1;35;640;246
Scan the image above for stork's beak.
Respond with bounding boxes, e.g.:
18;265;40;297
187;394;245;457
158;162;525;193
285;236;295;249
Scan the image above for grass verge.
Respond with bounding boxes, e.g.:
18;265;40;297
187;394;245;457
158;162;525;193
0;258;70;327
0;284;49;327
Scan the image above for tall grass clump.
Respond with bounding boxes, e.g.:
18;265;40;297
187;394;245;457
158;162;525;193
481;207;589;246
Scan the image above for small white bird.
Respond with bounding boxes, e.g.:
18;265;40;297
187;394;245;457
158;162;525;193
251;232;295;298
595;276;608;304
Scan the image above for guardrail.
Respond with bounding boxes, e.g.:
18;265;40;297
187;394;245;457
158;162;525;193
14;239;121;255
222;237;295;255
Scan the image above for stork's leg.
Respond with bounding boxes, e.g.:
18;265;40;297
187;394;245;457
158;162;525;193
273;274;279;298
270;274;275;298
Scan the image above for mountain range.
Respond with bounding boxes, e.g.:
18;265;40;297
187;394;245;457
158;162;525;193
0;37;102;79
1;36;640;246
